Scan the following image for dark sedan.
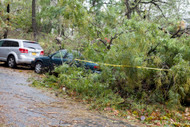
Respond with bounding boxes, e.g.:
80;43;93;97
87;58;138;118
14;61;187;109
31;49;100;74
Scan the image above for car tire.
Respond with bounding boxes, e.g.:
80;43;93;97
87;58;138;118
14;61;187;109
7;56;17;68
35;61;44;74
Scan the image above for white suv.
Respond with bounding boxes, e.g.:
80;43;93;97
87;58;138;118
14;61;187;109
0;39;44;68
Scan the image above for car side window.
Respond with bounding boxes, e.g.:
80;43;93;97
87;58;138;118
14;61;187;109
11;41;19;47
52;50;67;59
2;41;10;47
52;52;62;58
1;41;19;47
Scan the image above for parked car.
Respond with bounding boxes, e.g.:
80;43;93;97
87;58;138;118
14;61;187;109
31;49;100;74
0;39;44;68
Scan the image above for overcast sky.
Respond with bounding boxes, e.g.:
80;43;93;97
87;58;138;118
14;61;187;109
182;0;190;18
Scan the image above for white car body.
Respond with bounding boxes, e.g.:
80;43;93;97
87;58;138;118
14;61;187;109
0;39;44;67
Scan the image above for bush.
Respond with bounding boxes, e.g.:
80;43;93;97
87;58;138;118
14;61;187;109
78;19;190;107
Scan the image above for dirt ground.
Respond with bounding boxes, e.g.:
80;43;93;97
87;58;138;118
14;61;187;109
0;63;146;127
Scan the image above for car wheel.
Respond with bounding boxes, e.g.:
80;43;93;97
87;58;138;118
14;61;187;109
35;61;43;74
7;56;17;68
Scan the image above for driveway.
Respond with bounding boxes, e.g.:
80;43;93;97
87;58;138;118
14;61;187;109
0;63;143;127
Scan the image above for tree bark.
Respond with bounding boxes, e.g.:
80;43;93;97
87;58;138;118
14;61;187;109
3;3;10;39
125;0;131;19
32;0;37;41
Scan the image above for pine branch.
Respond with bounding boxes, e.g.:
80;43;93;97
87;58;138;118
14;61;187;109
147;42;161;56
170;29;185;38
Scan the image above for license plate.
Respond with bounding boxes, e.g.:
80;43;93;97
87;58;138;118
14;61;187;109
32;52;36;56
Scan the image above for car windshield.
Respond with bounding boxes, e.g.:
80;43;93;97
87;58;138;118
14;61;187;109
70;50;82;58
0;40;3;46
23;41;42;50
66;53;74;60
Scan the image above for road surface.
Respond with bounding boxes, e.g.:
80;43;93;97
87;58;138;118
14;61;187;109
0;64;143;127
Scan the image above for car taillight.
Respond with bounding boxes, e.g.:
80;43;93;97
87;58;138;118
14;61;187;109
19;48;28;53
94;66;100;69
40;51;44;55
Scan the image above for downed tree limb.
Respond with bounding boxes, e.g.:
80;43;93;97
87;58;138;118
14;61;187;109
147;42;161;56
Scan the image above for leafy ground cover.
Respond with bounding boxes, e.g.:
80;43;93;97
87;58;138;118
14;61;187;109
32;67;190;126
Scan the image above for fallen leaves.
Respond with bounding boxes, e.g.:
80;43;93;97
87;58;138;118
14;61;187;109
103;106;190;126
104;107;120;116
184;108;190;121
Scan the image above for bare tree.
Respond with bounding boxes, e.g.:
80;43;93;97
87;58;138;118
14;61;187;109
124;0;168;19
3;3;10;38
32;0;37;41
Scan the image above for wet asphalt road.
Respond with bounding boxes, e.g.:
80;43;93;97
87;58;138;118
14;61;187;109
0;64;142;127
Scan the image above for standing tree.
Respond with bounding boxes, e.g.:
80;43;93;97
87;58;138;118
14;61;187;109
123;0;186;20
3;3;10;38
32;0;37;41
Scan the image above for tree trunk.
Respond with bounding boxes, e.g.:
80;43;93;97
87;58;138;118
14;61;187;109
125;0;131;19
3;3;10;39
32;0;37;41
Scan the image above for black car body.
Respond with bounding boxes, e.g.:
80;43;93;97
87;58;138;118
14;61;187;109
31;49;100;74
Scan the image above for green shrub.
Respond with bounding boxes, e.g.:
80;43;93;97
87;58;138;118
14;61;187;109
79;19;190;107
